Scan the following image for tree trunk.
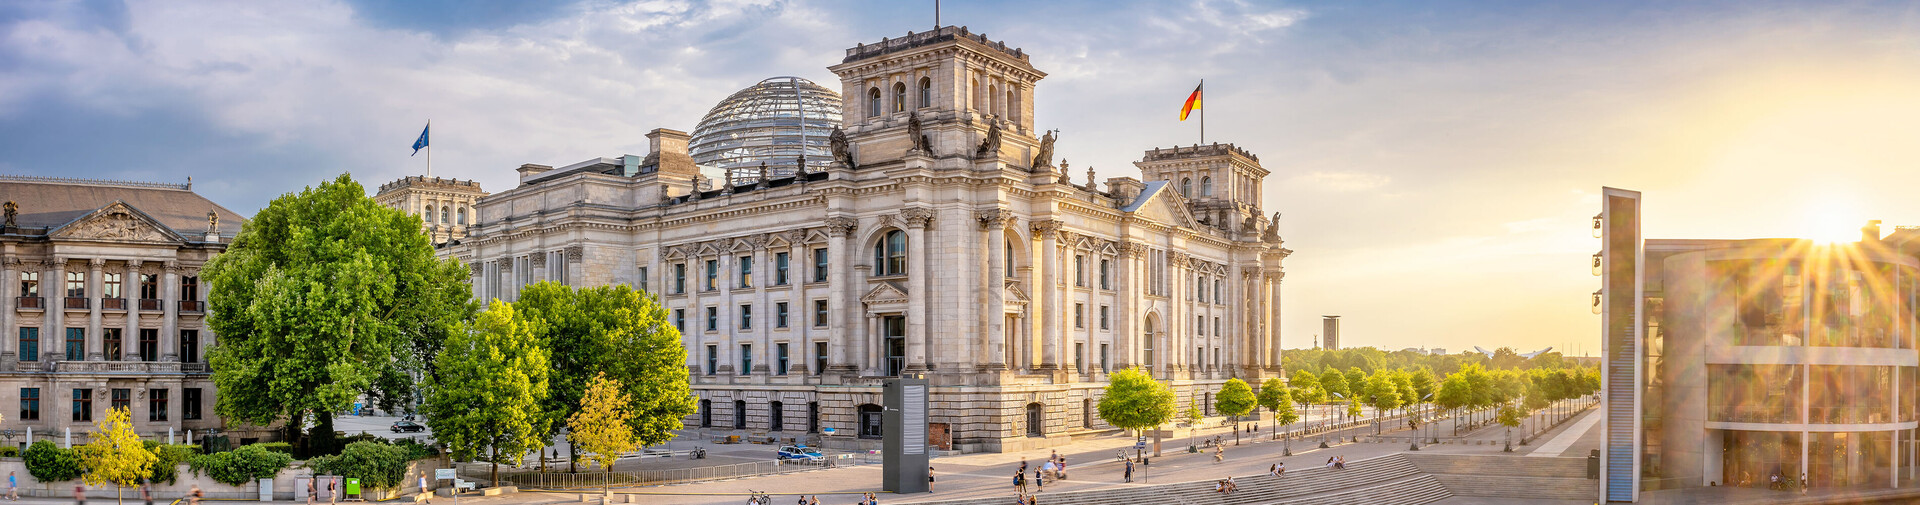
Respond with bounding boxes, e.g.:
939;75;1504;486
287;410;307;453
490;444;499;486
569;445;579;473
1232;416;1240;446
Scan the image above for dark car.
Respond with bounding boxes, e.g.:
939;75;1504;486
392;420;426;433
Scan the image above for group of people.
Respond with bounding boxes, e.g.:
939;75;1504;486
38;477;186;505
1213;476;1239;494
1325;455;1347;470
1268;462;1287;477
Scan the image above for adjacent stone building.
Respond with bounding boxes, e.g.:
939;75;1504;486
374;176;487;245
438;26;1291;453
0;176;248;446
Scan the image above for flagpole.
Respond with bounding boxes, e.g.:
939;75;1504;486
425;119;433;178
1199;79;1205;144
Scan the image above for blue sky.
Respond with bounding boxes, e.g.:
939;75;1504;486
5;0;1919;353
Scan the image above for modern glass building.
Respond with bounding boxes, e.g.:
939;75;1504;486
1601;192;1920;501
688;77;844;187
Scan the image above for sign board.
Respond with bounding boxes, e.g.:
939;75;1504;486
1134;441;1147;450
455;480;475;490
434;469;456;481
822;427;836;435
881;377;930;494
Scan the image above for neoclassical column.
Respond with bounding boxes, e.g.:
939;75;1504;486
161;261;178;362
979;210;1009;370
1034;220;1062;370
125;260;141;361
1;256;14;363
752;234;773;375
784;233;806;375
1169;252;1189;375
530;252;547;285
1113;243;1135;369
1268;271;1284;371
717;246;735;376
824;218;857;374
902;208;932;373
87;258;103;361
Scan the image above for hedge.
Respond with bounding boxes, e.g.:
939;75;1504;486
188;444;294;486
23;441;81;482
145;443;202;485
304;442;415;490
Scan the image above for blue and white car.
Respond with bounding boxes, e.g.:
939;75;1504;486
777;445;824;462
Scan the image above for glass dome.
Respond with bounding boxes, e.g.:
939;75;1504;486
689;77;844;186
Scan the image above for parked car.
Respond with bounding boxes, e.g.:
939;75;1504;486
392;420;427;433
777;445;823;462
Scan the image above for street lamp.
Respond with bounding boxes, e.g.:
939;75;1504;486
1592;214;1603;238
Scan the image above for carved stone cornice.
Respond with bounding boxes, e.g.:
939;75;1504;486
1169;251;1191;267
825;217;858;237
748;233;771;250
975;209;1011;230
902;208;935;229
468;262;484;276
1113;241;1143;258
529;253;547;268
564;245;584;261
1030;220;1065;241
88;258;106;268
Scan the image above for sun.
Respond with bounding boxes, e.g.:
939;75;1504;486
1798;198;1867;244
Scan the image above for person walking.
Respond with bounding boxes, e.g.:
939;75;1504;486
1015;468;1027;494
187;486;203;505
418;475;431;504
73;483;85;505
306;478;317;505
1124;459;1134;483
140;480;153;505
328;477;338;505
927;466;935;493
1035;468;1045;491
8;470;17;501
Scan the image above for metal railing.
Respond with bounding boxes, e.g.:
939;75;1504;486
17;296;43;309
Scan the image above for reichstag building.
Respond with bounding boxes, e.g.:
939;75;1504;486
423;26;1291;452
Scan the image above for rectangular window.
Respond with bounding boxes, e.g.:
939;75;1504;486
1197;276;1207;302
638;266;649;291
1075;303;1085;328
705;345;718;375
776;302;790;328
1214;317;1221;337
814;300;828;327
66;328;84;361
1197;316;1206;336
149;389;168;422
66;271;85;297
740;304;753;329
140;274;158;300
1214;280;1223;303
775;252;790;285
18;328;37;362
20;271;38;297
20;388;39;421
776;343;790;375
815;342;828;376
738;255;754;288
103;328;123;361
71;389;91;422
706;307;718;331
1100;343;1110;372
103;272;122;298
110;388;130;412
704;260;718;291
1100;259;1111;290
183;388;202;420
180;276;198;301
138;329;158;361
1100;305;1111;330
813;248;828;282
1075;254;1086;287
1075;343;1085;373
740;344;753;375
180;330;200;363
674;263;687;294
674;309;686;332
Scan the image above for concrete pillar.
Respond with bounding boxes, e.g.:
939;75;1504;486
161;263;178;361
825;218;855;373
1036;221;1059;370
983;212;1007;370
125;260;141;361
1;256;12;364
903;209;930;373
88;258;103;361
51;260;67;361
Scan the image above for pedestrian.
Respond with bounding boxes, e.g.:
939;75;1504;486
307;478;316;505
1276;461;1286;476
1035;468;1045;491
141;479;153;505
928;466;935;493
1057;458;1067;480
73;483;85;505
418;475;432;504
1124;459;1134;483
1212;444;1223;463
7;470;16;501
328;477;338;505
1015;468;1027;494
1801;473;1808;496
188;486;203;505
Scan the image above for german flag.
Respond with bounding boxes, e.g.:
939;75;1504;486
1179;81;1203;121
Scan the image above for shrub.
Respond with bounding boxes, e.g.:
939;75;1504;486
188;444;293;486
23;441;81;482
0;446;17;458
304;442;414;490
254;442;296;456
144;443;201;485
391;439;439;461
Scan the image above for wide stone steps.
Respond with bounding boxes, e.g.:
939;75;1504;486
909;454;1427;505
1403;453;1587;479
1429;474;1596;501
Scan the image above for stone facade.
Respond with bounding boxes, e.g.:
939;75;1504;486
374;176;486;245
436;26;1291;453
0;176;252;445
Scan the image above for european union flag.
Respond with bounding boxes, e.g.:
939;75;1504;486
411;123;430;156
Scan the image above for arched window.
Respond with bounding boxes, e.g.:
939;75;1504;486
1006;89;1018;123
892;82;906;113
970;78;979;109
1201;176;1213;197
918;77;932;108
872;230;907;276
457;207;467;225
858;404;884;439
1180;178;1192;197
440;206;450;224
1005;240;1015;278
1025;403;1044;436
1143;316;1156;370
868;87;882;118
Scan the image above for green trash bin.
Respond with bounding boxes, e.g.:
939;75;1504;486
345;478;361;500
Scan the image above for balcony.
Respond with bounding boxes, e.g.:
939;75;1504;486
139;298;162;311
16;296;43;310
64;297;89;310
51;361;184;374
178;300;205;313
101;297;126;311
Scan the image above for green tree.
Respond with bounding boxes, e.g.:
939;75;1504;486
81;407;159;505
425;300;550;484
1434;373;1472;436
1344;367;1367;399
1362;372;1403;435
516;282;695;472
1097;368;1176;457
1498;405;1525;452
1318;369;1349;421
203;174;474;451
1257;378;1297;453
568;373;637;494
1215;378;1256;445
1288;370;1319;392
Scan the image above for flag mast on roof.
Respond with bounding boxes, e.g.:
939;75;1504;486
412;121;432;177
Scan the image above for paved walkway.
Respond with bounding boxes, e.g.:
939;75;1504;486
1526;408;1599;457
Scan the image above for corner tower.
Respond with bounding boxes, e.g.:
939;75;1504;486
828;26;1047;171
1134;143;1272;234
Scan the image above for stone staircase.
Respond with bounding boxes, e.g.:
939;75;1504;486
908;454;1451;505
1403;453;1596;501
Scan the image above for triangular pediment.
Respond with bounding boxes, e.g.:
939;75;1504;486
49;201;184;243
860;281;909;305
1125;184;1199;229
1003;280;1030;303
